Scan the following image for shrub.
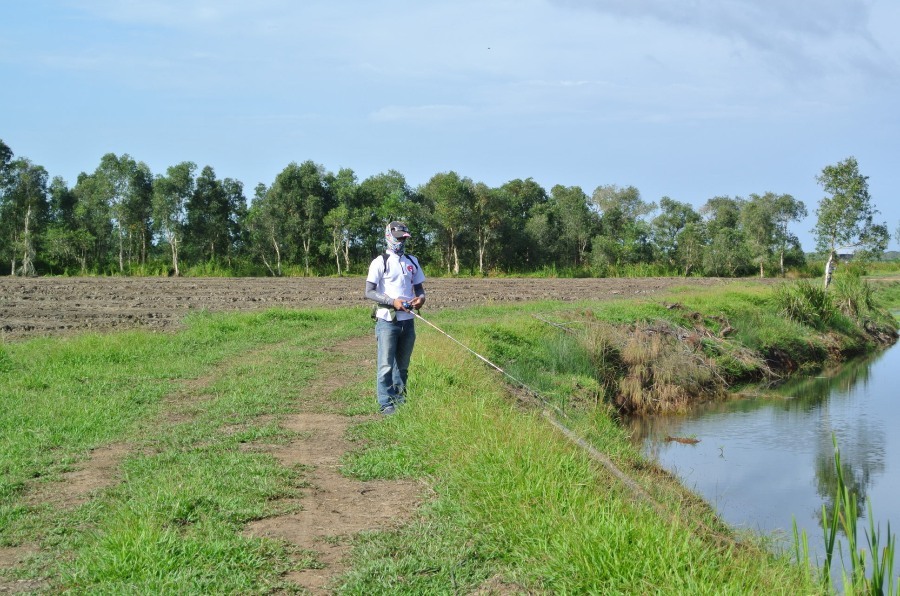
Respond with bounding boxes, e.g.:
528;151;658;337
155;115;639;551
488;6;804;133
773;280;836;329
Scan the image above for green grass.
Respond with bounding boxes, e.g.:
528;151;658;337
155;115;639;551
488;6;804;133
340;312;819;593
3;281;894;593
1;308;370;592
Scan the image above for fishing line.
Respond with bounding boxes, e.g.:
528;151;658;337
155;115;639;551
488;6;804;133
410;308;742;550
409;309;567;419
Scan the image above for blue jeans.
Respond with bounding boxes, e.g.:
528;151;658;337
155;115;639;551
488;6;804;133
375;318;416;411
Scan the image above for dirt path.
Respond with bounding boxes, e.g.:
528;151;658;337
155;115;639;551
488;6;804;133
244;334;426;594
2;331;422;594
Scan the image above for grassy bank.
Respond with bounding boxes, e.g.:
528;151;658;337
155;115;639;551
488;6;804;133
1;279;896;592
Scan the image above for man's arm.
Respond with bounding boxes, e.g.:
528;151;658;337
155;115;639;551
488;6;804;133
365;281;393;307
410;283;426;309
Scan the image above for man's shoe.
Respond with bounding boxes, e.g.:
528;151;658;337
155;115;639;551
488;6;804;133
381;405;396;416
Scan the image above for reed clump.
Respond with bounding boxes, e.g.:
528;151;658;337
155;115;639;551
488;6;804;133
794;436;897;595
578;320;726;414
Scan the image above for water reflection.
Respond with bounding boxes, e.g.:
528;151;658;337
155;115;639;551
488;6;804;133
629;343;898;572
774;357;886;525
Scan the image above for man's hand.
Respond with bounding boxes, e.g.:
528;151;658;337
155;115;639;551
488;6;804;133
409;296;425;310
392;298;409;311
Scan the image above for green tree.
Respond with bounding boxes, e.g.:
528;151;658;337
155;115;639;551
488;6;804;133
0;156;50;275
43;175;94;273
93;153;153;273
591;185;655;267
324;167;358;275
0;139;14;271
771;193;807;276
674;221;707;276
152;161;196;276
814;157;888;288
471;182;508;274
651;197;701;267
496;178;548;271
246;183;282;276
705;228;749;276
421;171;474;275
552;185;596;267
741;193;777;278
701;196;751;277
71;171;113;272
184;166;246;266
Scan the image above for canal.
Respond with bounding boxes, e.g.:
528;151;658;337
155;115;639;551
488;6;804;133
631;341;900;578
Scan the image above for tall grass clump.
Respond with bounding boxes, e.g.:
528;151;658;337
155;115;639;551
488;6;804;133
794;436;897;594
773;279;836;330
832;275;898;339
577;320;724;414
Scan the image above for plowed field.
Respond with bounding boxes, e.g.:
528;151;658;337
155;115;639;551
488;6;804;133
1;276;734;341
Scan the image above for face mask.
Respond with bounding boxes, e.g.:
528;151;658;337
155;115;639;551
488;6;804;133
385;223;409;254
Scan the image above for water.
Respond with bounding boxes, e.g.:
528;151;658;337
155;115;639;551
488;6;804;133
631;342;900;577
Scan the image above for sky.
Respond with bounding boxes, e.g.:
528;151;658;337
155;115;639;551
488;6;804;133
2;0;899;251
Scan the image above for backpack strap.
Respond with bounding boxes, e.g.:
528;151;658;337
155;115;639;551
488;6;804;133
382;252;418;274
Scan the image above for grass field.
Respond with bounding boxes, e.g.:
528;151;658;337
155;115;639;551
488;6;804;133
3;279;898;593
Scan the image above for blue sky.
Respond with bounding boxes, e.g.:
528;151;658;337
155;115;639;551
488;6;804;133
3;0;899;251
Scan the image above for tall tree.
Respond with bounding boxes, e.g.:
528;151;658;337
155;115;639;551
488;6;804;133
44;176;93;273
771;193;807;276
421;172;474;274
0;156;50;275
71;171;115;272
358;170;418;258
674;221;707;276
651;197;701;268
246;183;282;276
93;153;153;272
471;182;507;274
184;166;245;265
496;178;548;271
741;193;777;278
152;161;196;276
324;167;358;275
814;157;888;288
591;185;655;267
701;196;751;277
552;185;596;267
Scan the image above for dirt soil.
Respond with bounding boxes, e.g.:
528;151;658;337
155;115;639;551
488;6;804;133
0;276;734;341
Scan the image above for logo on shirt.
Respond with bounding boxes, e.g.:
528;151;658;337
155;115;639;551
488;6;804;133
407;265;415;273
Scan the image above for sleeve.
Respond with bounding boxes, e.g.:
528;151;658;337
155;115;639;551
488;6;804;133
409;256;426;285
365;257;381;285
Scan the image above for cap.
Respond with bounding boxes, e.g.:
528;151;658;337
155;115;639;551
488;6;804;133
387;221;411;240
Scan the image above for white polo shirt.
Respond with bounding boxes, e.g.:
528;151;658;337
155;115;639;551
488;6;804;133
367;252;425;322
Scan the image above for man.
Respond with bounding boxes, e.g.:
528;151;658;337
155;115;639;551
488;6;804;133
365;221;427;415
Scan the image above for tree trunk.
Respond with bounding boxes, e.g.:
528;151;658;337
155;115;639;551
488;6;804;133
342;240;350;274
118;226;125;273
759;261;764;278
170;235;180;277
19;205;36;277
823;250;836;290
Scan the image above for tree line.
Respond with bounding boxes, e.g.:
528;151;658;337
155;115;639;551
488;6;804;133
0;138;890;278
